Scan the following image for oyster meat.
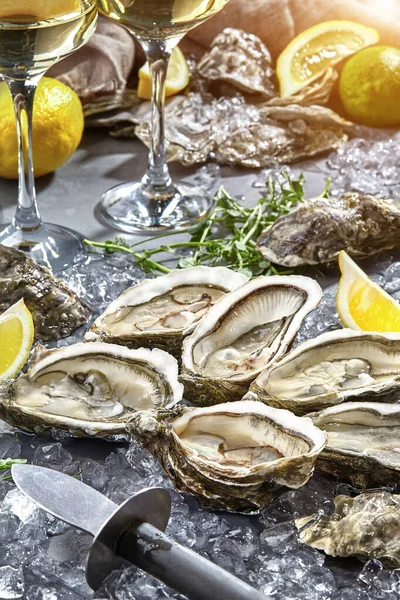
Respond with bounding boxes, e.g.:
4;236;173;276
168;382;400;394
0;343;182;436
257;192;400;267
86;267;248;359
0;245;89;341
248;329;400;415
130;400;327;513
296;491;400;568
311;402;400;488
181;275;322;405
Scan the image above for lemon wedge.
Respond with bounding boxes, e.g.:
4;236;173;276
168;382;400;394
337;251;400;332
0;299;34;382
276;20;380;97
138;47;190;100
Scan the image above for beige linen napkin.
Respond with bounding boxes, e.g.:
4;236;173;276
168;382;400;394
187;0;400;58
48;16;136;115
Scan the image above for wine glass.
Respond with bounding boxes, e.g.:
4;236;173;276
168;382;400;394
98;0;228;233
0;1;98;270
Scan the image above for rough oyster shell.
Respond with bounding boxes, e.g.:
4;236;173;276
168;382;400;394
0;343;182;437
130;400;327;513
295;491;400;568
248;330;400;415
134;94;350;169
180;275;322;405
257;192;400;267
196;28;276;98
86;267;248;359
311;402;400;488
0;245;89;341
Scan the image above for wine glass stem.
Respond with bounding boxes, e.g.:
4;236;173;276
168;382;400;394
141;41;173;190
4;77;42;231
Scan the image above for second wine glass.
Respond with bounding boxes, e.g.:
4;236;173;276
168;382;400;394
98;0;228;233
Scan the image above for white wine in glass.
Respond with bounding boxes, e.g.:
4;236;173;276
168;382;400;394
98;0;229;233
0;0;98;270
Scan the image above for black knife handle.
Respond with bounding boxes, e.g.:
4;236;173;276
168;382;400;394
117;521;266;600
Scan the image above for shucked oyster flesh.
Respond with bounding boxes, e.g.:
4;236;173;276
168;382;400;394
296;491;400;568
181;275;322;405
248;329;400;415
87;267;248;359
257;192;400;267
0;343;182;436
130;400;327;513
0;245;89;341
311;402;400;488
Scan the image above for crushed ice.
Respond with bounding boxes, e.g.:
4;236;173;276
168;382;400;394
1;152;400;598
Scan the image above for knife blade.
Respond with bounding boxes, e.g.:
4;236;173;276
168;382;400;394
12;464;267;600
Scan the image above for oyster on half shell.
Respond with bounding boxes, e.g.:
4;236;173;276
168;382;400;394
311;402;400;488
248;329;400;415
0;343;182;436
130;400;327;513
296;491;400;568
86;267;248;359
181;275;322;405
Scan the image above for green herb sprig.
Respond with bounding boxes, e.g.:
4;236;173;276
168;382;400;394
1;457;27;481
84;172;330;278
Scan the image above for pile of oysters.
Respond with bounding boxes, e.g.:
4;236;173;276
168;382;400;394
2;264;400;521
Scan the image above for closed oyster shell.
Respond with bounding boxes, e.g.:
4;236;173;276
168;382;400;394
0;245;89;341
130;400;327;513
181;275;322;405
0;343;182;437
135;94;350;169
197;28;276;98
296;491;400;568
257;192;400;267
248;329;400;415
311;402;400;488
86;267;248;359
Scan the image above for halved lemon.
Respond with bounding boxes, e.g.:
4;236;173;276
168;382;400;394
276;20;380;97
0;299;34;382
337;251;400;332
138;47;190;100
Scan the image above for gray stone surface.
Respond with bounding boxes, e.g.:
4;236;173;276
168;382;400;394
0;131;328;247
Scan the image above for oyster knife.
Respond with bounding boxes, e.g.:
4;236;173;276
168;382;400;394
12;464;266;600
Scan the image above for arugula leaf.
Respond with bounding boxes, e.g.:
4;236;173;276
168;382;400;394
84;171;329;278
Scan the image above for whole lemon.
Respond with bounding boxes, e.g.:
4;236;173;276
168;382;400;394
0;77;84;179
339;45;400;127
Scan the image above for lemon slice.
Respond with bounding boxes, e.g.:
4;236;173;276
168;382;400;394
337;251;400;332
0;299;34;382
138;47;190;100
276;20;380;97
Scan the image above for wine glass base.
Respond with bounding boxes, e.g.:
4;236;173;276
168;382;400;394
0;222;84;273
98;181;213;233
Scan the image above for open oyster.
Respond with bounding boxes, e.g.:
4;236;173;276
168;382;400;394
0;245;89;341
0;343;182;437
311;402;400;487
257;192;400;267
248;329;400;415
86;267;248;359
130;400;327;513
296;491;400;568
180;275;322;405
